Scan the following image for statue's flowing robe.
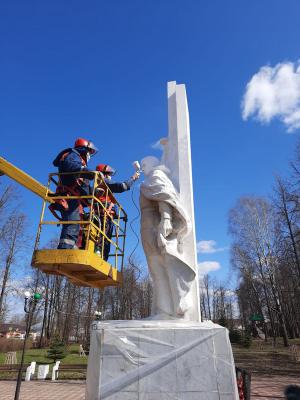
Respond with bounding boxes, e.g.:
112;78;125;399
140;167;196;276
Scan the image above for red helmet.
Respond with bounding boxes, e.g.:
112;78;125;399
96;164;116;176
74;138;98;155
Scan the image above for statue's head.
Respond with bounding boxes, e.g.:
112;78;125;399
141;156;160;176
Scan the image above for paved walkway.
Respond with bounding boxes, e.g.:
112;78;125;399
0;380;85;400
251;375;299;399
0;375;299;399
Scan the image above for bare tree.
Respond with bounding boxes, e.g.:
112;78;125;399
200;274;212;320
273;177;300;281
0;184;14;218
0;212;27;320
229;196;289;346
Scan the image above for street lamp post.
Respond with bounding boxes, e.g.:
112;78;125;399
14;292;41;400
94;311;102;321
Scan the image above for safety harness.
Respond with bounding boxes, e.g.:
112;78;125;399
48;183;89;220
95;182;115;217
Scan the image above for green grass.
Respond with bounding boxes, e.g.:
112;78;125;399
233;338;300;376
233;337;300;353
0;344;88;379
0;344;88;366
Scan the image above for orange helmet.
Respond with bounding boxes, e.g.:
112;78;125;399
74;138;98;155
96;164;116;176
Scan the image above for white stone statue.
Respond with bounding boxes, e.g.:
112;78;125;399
86;82;239;400
140;156;197;320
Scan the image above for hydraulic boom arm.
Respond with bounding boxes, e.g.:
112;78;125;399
0;156;53;201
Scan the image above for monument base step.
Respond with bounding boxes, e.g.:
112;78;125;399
86;320;239;400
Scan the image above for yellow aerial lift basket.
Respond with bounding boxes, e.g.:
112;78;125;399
0;157;127;288
32;170;127;288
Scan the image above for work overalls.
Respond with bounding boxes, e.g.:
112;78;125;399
53;148;91;249
95;178;134;260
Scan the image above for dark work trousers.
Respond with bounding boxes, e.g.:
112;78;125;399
58;199;81;249
104;218;114;260
97;216;114;260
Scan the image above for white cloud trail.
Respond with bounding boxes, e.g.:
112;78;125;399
242;61;300;132
198;261;221;275
197;240;226;254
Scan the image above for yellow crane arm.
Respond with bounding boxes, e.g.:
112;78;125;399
0;156;53;201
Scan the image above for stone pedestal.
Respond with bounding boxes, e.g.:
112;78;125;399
86;320;238;400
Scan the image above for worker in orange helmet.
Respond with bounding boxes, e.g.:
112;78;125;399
52;137;98;249
94;163;140;259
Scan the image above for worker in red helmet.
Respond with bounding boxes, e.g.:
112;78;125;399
52;137;98;249
53;138;98;184
94;163;140;259
96;163;140;192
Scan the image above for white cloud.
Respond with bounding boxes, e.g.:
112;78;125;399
242;61;300;132
197;240;226;254
198;261;221;275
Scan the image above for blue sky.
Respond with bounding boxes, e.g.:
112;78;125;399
1;0;300;288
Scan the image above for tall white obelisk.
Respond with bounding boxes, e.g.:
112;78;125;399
162;81;200;321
